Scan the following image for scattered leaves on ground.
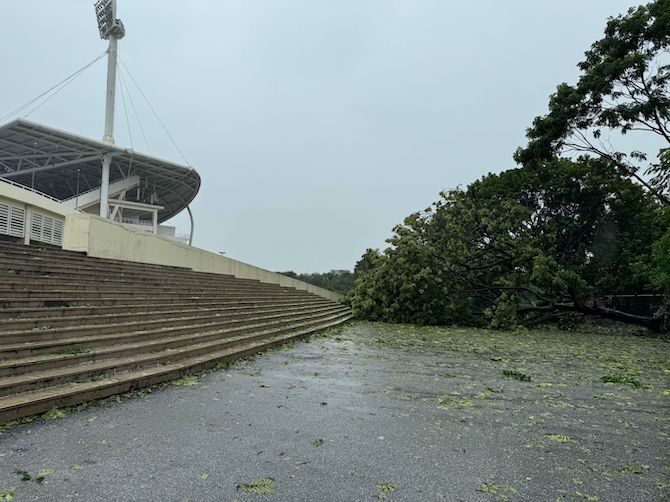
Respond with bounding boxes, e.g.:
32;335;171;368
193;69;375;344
502;369;531;382
545;434;574;443
601;374;641;388
239;478;277;494
40;408;67;420
172;375;198;386
0;486;18;501
376;482;396;499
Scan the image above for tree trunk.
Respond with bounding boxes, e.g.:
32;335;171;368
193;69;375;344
518;301;666;332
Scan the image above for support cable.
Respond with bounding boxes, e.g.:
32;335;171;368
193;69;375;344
119;65;151;153
117;66;135;180
117;62;134;150
0;51;108;124
117;55;190;165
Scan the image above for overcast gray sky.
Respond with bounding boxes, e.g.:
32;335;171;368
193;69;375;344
0;1;642;272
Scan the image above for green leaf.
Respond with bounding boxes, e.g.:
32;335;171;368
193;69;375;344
240;478;277;494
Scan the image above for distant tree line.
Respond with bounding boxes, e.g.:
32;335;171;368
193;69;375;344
347;0;670;332
281;270;355;295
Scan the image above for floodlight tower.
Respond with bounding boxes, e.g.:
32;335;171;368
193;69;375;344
94;0;125;218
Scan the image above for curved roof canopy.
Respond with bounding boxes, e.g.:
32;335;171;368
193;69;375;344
0;119;200;223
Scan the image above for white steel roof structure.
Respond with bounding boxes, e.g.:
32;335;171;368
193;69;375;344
0;119;200;223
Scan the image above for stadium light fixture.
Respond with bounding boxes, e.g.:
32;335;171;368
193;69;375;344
95;0;125;40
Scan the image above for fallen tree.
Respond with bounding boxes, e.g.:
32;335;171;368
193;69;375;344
349;2;670;332
348;158;668;332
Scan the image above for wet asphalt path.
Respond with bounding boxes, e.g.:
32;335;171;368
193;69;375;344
0;321;668;501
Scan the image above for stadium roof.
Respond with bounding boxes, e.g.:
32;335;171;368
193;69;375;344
0;119;200;223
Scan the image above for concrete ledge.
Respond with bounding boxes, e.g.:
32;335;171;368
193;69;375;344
63;213;343;302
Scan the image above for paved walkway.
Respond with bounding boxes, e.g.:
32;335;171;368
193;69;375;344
0;322;668;501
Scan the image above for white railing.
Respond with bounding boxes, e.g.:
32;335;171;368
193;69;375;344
0;177;67;204
119;217;152;226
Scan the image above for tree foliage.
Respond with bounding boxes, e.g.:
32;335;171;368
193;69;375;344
348;158;667;331
514;0;670;201
281;270;355;295
651;206;670;290
349;1;670;331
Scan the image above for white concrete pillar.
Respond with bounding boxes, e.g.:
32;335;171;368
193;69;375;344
24;206;32;245
102;36;118;144
152;209;158;234
100;153;112;218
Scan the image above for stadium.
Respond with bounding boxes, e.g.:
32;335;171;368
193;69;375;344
0;0;349;421
0;0;338;293
0;118;200;241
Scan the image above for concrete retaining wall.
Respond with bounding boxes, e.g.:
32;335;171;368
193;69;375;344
1;180;342;302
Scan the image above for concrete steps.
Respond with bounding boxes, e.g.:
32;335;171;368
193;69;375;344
0;294;321;310
0;303;345;345
0;240;351;422
0;310;349;397
0;298;330;321
0;299;333;329
0;291;319;309
0;315;348;422
0;273;274;289
0;311;344;378
0;287;314;300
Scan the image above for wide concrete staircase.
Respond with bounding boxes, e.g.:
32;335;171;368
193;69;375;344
0;240;351;422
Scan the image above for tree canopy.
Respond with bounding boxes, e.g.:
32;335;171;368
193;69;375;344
348;1;670;332
348;158;667;331
514;0;670;202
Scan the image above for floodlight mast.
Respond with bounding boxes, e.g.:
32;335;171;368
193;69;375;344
94;0;125;218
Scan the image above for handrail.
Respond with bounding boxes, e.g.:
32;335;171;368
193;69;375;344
120;217;152;226
0;177;65;203
0;177;84;213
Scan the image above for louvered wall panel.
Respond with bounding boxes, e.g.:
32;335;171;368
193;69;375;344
0;203;8;236
53;220;64;245
8;206;25;238
31;212;43;242
0;202;25;239
0;201;64;246
30;211;64;246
